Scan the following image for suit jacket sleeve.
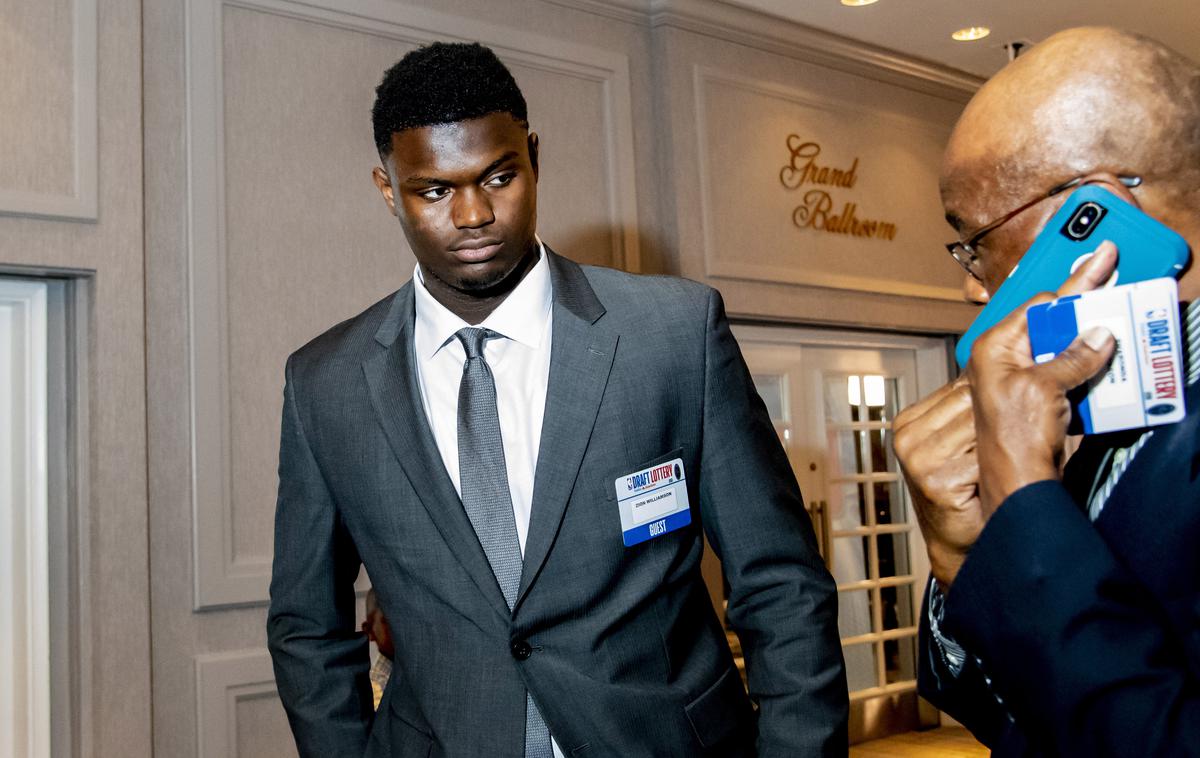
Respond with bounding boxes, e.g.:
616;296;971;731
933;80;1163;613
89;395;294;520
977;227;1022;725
943;480;1200;757
267;356;374;756
916;578;1013;749
697;289;849;757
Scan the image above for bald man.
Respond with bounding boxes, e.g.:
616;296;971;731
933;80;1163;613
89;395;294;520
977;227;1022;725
894;27;1200;755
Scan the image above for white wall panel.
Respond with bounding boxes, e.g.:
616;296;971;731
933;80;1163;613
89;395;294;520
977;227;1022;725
693;68;960;300
653;24;976;332
196;650;297;758
0;0;97;220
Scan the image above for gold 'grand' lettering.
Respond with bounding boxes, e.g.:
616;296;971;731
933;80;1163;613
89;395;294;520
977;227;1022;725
779;137;858;190
779;136;898;242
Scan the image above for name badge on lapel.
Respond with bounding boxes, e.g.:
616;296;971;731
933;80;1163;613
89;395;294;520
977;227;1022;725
615;458;692;547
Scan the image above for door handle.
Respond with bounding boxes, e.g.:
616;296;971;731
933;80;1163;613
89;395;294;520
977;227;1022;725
808;500;831;568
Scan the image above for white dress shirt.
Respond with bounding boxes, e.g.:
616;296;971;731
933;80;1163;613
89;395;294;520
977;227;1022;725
412;245;566;757
413;245;553;553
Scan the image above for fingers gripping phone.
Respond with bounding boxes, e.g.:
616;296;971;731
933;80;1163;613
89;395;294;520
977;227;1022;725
955;185;1190;368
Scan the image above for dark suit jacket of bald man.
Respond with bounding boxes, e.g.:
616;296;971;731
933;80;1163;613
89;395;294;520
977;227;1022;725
918;379;1200;756
267;249;849;757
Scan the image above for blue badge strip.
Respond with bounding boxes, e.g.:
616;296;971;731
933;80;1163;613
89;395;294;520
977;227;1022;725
621;508;692;547
1028;294;1093;432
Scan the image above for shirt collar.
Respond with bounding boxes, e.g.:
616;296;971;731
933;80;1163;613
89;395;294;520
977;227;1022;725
413;240;553;359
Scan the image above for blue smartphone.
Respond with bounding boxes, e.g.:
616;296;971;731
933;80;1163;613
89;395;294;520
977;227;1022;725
955;185;1190;367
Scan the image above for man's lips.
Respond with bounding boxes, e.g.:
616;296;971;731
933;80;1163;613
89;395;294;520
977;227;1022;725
449;240;503;263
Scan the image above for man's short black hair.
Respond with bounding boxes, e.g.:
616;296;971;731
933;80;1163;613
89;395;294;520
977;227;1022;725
372;42;528;157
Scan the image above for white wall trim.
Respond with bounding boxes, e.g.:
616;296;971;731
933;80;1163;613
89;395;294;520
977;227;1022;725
0;279;51;758
692;66;962;302
653;0;982;101
541;0;650;25
0;0;98;222
185;0;641;609
551;0;981;101
185;0;238;611
65;279;96;758
194;650;280;758
733;323;949;354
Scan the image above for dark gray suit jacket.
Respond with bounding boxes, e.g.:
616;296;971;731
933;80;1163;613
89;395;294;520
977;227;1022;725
267;250;848;757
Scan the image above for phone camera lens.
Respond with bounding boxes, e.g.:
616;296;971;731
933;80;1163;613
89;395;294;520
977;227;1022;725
1062;202;1107;241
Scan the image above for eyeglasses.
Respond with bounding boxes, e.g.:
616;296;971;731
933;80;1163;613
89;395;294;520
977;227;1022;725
946;174;1143;281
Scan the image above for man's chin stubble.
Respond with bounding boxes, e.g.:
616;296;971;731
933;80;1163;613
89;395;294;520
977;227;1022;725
453;249;538;298
451;268;518;296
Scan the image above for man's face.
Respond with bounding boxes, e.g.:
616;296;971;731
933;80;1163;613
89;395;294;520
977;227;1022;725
373;112;539;296
941;167;1066;304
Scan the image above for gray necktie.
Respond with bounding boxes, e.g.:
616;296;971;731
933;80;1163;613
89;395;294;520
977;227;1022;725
455;327;553;758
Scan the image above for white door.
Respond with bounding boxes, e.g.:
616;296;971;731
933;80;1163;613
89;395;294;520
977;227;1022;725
733;324;950;742
0;278;50;758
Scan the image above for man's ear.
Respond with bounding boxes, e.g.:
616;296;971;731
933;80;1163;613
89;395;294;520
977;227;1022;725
528;132;539;181
372;163;399;216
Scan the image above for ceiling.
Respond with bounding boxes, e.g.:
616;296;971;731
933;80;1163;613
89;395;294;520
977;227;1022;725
721;0;1200;79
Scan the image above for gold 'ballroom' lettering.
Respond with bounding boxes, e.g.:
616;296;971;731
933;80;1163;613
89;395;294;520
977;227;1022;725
793;191;897;240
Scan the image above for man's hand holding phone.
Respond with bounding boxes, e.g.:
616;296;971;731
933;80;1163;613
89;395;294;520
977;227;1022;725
969;242;1118;517
896;243;1119;588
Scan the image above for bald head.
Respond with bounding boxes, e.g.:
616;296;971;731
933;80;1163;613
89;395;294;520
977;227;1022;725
942;27;1200;299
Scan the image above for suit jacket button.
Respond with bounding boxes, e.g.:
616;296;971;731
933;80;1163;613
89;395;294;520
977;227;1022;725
510;640;532;660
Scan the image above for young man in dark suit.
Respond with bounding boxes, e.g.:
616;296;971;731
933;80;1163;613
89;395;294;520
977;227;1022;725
894;26;1200;756
267;42;847;757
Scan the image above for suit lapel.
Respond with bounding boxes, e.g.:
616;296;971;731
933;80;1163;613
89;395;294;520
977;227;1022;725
516;252;618;609
1095;379;1200;526
1089;381;1200;636
361;284;512;622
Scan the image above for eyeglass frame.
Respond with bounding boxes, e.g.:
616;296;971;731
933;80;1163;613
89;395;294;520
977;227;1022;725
946;174;1143;281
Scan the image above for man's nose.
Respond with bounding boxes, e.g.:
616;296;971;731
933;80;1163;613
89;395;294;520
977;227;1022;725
452;187;495;229
963;273;990;305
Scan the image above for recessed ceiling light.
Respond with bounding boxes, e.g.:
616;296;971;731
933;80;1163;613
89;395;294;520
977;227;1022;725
952;26;991;42
841;0;879;6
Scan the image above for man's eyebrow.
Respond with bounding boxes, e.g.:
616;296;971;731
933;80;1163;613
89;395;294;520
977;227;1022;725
475;152;519;182
944;211;967;232
402;152;521;187
403;175;451;187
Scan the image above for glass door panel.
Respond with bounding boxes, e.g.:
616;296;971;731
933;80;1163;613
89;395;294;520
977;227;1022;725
734;326;949;743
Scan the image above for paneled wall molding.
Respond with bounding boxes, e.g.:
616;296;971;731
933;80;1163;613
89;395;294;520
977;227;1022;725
185;0;641;609
692;66;961;301
546;0;983;101
0;0;98;221
194;649;279;758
